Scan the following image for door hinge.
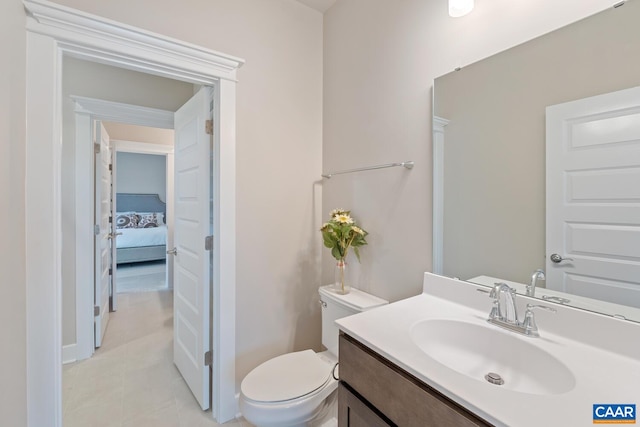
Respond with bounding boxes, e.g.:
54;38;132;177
94;224;100;235
108;164;112;171
94;305;100;316
204;235;214;251
109;216;112;223
94;143;100;154
109;268;113;276
205;119;213;135
204;350;213;367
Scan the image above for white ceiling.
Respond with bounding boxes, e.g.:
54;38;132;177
296;0;338;13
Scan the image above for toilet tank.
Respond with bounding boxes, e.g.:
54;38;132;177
318;285;388;356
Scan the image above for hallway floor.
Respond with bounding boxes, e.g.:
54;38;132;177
63;290;249;427
116;260;168;293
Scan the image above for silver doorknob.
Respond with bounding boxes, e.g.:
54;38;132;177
550;253;574;263
166;247;178;255
106;231;123;240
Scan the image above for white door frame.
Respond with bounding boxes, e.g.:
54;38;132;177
72;95;176;362
24;0;242;425
432;116;450;275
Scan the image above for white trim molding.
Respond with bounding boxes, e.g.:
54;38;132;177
433;116;450;275
24;0;244;84
114;140;174;155
73;96;175;129
73;111;95;362
213;79;237;420
62;344;77;365
25;1;242;425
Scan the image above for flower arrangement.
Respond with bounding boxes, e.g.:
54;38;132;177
321;209;368;261
321;209;368;294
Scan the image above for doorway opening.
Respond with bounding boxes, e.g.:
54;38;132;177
66;55;220;409
112;134;173;296
64;56;189;357
24;2;242;423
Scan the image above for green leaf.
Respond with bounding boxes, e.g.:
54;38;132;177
331;246;343;260
353;246;361;263
323;233;336;248
351;234;366;247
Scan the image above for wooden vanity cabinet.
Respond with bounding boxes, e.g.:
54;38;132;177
338;383;393;427
338;333;493;427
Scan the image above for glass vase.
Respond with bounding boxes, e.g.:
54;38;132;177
333;259;350;295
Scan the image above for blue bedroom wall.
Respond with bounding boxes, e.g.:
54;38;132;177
116;152;167;204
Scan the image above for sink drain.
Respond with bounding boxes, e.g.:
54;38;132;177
484;372;504;386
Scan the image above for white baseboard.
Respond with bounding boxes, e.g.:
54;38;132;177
62;344;77;365
235;393;242;419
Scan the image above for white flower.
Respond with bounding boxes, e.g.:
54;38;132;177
335;214;354;224
352;226;365;235
330;208;347;217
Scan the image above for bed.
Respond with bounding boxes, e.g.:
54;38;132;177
115;193;167;264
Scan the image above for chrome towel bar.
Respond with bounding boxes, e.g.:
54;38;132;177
321;161;414;179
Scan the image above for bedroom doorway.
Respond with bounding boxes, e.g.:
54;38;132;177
112;138;174;297
72;94;179;339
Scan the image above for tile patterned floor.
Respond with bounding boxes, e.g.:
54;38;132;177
63;290;250;427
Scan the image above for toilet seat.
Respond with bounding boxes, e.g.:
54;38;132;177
241;350;334;403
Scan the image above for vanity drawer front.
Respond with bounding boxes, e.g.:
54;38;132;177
338;383;393;427
339;333;492;427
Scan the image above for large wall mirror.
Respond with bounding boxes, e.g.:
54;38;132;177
433;1;640;322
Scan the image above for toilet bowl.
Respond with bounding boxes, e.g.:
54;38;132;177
239;286;388;427
240;350;338;427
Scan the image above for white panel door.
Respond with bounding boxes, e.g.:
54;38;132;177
94;122;112;347
172;86;212;410
546;86;640;309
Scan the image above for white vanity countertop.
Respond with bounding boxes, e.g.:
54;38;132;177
336;273;640;427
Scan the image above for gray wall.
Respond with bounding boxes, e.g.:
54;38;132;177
434;2;640;284
0;0;26;424
116;152;167;203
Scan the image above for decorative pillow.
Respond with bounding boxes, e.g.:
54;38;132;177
137;212;159;228
116;212;139;229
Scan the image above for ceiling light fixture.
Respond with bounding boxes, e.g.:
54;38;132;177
449;0;474;17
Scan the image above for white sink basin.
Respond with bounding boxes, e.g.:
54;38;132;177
410;319;576;396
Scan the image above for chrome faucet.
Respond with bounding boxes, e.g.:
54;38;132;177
522;304;557;336
489;282;518;324
487;282;556;337
527;269;545;297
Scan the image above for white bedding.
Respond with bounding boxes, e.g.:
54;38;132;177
116;225;167;249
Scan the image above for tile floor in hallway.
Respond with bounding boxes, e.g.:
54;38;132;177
63;289;250;427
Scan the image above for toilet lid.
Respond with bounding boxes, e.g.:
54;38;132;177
241;350;332;403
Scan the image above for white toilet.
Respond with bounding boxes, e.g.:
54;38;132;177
240;285;388;427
